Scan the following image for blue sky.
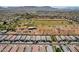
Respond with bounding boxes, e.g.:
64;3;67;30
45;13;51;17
0;0;79;6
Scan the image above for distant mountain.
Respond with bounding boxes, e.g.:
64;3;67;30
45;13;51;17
0;6;57;12
63;7;79;11
55;6;79;12
0;7;6;10
0;6;79;13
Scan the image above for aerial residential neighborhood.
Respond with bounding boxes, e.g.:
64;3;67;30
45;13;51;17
0;6;79;52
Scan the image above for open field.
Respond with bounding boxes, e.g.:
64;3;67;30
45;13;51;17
17;19;77;27
0;18;79;35
4;19;79;35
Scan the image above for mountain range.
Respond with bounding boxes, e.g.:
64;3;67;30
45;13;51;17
0;6;79;13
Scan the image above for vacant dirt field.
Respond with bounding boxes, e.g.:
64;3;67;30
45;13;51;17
6;19;79;35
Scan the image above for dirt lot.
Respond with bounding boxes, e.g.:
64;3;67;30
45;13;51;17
7;19;79;35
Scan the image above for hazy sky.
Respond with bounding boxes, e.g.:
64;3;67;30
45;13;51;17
0;0;79;6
